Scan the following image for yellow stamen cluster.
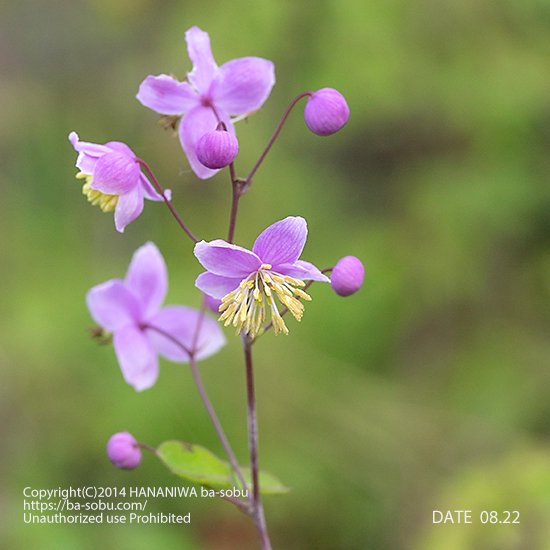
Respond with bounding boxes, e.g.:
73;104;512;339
219;264;312;339
76;172;118;212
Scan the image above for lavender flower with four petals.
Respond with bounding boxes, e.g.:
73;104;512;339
69;132;169;232
137;26;275;179
194;216;329;338
87;243;225;391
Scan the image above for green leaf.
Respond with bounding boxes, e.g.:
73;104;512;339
241;468;290;495
157;441;233;488
156;440;289;494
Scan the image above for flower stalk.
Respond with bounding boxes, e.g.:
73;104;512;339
226;92;311;244
144;322;249;501
136;159;199;244
245;92;312;185
77;24;361;550
243;336;272;550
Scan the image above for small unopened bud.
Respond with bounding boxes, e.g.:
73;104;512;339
196;130;239;169
203;293;222;313
330;256;364;297
304;88;350;136
106;432;141;470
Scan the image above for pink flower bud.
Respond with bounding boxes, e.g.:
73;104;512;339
196;130;239;169
330;256;364;297
106;432;141;470
304;88;350;136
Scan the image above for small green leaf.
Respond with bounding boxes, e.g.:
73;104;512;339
156;440;289;495
157;441;232;488
241;468;290;495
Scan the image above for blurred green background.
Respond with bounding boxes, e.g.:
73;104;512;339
2;0;550;548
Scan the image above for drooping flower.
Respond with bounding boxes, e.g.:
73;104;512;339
87;243;226;391
69;132;170;233
137;26;275;179
194;217;329;338
304;88;350;136
330;256;364;296
107;432;141;470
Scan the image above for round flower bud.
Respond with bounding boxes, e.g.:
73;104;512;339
196;130;239;169
106;432;141;470
330;256;364;297
203;293;222;313
304;88;350;136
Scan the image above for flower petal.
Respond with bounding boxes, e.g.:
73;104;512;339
140;173;171;202
195;272;242;299
105;141;135;157
91;152;140;195
146;306;226;362
178;105;234;179
194;314;227;361
125;242;167;319
69;132;110;156
252;216;308;266
69;132;110;173
210;57;275;115
114;188;144;233
137;74;199;115
113;325;159;391
86;280;141;331
194;239;261;277
275;260;330;282
185;26;218;94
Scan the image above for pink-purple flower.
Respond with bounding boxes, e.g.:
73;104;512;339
194;216;329;338
137;26;275;180
87;242;225;391
69;132;170;233
331;256;364;296
107;432;141;470
304;88;350;136
196;128;239;169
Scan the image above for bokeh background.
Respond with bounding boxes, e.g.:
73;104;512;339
2;0;550;548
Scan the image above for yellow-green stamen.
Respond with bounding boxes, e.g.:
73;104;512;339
77;172;118;213
219;264;312;338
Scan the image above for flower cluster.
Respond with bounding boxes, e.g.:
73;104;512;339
73;24;364;387
71;25;364;544
137;26;275;179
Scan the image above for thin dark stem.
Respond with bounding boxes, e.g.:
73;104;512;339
243;336;272;550
229;162;237;183
143;323;249;498
136;158;199;244
137;442;157;454
225;93;311;244
227;174;241;243
210;104;223;124
245;92;311;185
221;495;251;515
189;356;250;496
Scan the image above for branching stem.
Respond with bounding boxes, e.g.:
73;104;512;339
143;322;250;502
225;92;311;244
